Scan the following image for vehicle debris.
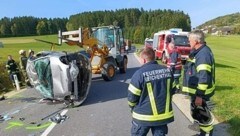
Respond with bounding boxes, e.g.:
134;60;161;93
49;113;69;124
0;95;5;101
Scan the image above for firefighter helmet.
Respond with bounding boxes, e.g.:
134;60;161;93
191;102;214;126
19;49;26;55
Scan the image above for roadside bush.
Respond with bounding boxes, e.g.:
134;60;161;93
0;62;13;94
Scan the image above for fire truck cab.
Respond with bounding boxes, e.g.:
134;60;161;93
152;28;191;64
144;38;153;48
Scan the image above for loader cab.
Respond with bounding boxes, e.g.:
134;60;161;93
92;26;123;56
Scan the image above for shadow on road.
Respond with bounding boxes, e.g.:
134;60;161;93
83;67;140;106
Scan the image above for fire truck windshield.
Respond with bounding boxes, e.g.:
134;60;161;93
173;35;189;47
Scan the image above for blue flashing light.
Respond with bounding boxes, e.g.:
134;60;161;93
170;30;178;33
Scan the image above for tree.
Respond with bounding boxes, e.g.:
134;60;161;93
139;13;147;26
233;25;240;34
0;8;192;39
0;24;10;36
124;15;130;27
66;22;74;31
36;21;48;35
103;14;112;26
133;27;142;43
11;23;18;36
0;17;11;37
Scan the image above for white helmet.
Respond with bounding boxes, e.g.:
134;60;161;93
19;49;26;55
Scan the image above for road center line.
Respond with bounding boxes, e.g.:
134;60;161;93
41;109;68;136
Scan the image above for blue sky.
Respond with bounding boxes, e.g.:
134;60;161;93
1;0;240;28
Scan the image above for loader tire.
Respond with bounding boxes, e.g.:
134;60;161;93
102;62;116;81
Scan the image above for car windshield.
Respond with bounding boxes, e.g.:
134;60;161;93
173;35;189;46
92;27;114;48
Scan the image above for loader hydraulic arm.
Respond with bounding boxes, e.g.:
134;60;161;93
59;28;109;57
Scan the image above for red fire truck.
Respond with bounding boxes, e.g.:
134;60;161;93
152;28;191;64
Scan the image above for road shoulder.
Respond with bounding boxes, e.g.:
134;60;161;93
173;94;230;136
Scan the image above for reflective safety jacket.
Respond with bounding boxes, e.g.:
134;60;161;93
6;59;20;74
182;45;215;98
128;61;175;126
167;49;182;71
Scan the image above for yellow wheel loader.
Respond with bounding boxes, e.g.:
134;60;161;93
59;25;128;81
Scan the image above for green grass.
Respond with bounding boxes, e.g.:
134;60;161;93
206;35;240;136
0;35;81;63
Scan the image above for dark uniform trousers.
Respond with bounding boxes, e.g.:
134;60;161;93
131;121;168;136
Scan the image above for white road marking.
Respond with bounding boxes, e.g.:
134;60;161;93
41;109;68;136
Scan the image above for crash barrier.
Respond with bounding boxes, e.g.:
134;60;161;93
13;74;20;91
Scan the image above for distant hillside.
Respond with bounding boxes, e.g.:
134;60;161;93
197;12;240;34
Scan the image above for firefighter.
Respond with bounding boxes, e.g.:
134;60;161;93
167;41;182;92
128;47;176;136
5;55;22;87
182;30;215;136
28;49;35;60
19;49;31;86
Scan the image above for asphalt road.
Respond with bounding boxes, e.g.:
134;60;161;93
0;51;197;136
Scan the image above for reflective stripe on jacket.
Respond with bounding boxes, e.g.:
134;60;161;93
182;45;215;98
128;61;175;126
6;60;19;74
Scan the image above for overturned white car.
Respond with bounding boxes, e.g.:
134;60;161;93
26;51;92;107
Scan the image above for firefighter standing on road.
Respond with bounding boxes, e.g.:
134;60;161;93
182;30;215;136
128;47;176;136
167;41;182;92
5;55;22;87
